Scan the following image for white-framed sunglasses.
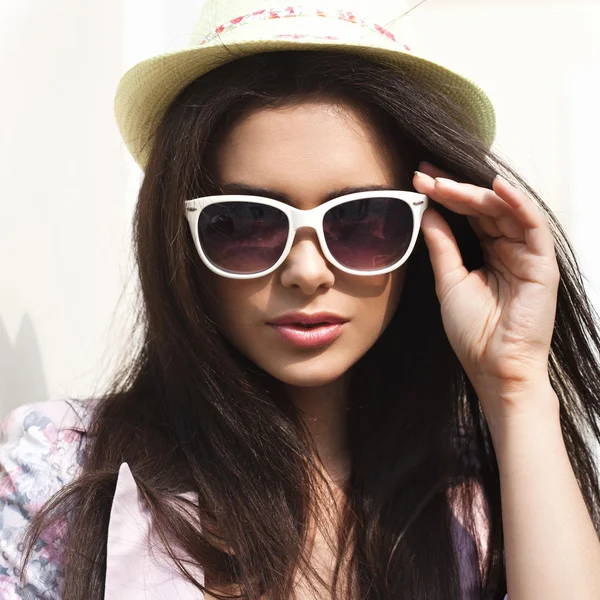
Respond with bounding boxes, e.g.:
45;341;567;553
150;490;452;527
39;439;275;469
184;190;428;279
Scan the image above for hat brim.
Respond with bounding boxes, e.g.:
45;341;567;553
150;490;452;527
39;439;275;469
114;20;496;170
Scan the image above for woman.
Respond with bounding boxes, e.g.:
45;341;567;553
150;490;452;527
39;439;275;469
1;2;599;599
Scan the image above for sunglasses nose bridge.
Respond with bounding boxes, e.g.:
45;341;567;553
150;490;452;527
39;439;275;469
289;210;320;238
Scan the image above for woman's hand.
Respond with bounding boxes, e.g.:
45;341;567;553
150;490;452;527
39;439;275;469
411;161;561;426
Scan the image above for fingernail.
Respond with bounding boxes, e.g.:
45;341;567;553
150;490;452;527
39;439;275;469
414;170;425;178
435;177;460;188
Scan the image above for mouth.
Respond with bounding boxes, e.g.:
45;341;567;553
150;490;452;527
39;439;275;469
267;315;348;348
285;321;336;328
268;312;349;327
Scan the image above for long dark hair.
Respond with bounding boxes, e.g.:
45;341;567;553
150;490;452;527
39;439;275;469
23;50;600;600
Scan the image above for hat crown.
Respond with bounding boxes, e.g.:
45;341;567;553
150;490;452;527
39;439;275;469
113;0;496;171
190;0;410;44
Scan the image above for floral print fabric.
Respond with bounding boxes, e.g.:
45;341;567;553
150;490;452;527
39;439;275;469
0;400;90;599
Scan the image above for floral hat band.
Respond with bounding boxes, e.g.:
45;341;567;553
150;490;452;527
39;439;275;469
195;6;410;49
114;0;496;171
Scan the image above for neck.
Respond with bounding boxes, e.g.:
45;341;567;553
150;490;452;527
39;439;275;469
287;375;351;486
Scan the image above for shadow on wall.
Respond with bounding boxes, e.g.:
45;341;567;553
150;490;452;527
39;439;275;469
0;315;49;419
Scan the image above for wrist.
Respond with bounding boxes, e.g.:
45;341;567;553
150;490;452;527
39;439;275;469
475;376;561;445
490;397;566;473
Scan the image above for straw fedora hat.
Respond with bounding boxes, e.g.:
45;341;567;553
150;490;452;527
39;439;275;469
114;0;496;171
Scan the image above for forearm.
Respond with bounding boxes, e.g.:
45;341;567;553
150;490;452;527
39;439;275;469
488;386;600;600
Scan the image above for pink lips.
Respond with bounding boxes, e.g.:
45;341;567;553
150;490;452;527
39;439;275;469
268;312;348;348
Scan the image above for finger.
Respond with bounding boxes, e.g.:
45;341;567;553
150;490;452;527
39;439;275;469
412;172;483;216
421;207;469;299
413;171;514;219
469;214;525;243
434;177;515;219
467;215;496;240
496;215;526;242
492;175;556;256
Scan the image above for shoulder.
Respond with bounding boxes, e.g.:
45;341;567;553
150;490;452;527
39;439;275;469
0;399;95;599
0;399;92;498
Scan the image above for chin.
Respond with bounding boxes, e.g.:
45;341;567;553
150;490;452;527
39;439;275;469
262;356;355;388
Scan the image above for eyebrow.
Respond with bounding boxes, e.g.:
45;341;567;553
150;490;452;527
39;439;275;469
217;183;393;203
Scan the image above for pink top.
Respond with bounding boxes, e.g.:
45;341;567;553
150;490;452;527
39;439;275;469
0;400;508;599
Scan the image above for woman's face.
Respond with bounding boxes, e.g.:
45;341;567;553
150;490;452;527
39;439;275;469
204;99;409;387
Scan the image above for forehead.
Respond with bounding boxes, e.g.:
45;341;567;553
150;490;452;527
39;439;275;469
213;100;403;207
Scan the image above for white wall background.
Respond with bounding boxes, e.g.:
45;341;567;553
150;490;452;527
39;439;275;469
1;0;599;416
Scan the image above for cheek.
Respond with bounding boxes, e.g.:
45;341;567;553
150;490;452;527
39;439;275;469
343;266;407;329
376;269;406;332
205;271;270;336
386;268;407;318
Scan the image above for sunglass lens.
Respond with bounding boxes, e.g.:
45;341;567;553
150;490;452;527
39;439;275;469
198;202;289;274
323;197;414;271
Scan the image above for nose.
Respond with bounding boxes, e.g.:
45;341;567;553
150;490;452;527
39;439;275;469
278;227;335;294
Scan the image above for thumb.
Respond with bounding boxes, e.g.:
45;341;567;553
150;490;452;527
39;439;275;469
421;207;469;300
